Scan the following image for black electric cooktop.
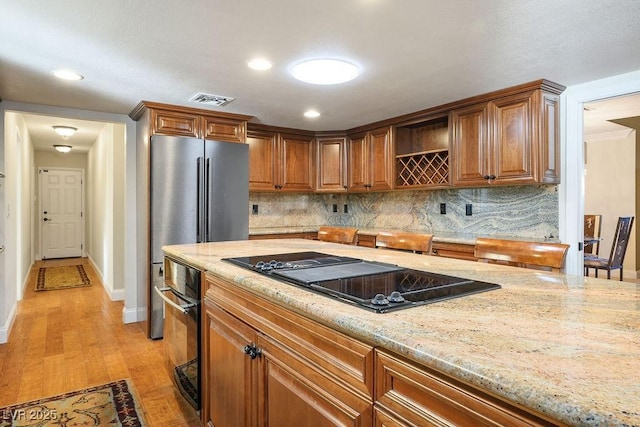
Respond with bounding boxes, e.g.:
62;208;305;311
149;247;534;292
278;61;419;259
224;252;500;313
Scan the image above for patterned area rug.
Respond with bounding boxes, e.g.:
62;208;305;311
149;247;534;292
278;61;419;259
36;265;91;291
174;358;198;408
0;379;147;427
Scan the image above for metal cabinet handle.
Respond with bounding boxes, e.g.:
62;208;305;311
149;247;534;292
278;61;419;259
154;286;196;314
243;343;261;359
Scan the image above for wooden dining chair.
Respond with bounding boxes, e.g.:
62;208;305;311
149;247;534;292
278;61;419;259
375;231;433;254
583;214;602;256
584;216;634;280
474;238;570;272
317;226;358;245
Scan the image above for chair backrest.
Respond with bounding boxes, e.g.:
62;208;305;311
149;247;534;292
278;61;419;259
375;231;433;254
584;214;602;255
606;216;634;267
317;226;358;245
474;238;570;272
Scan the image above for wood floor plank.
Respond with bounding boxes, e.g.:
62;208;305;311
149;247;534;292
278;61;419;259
0;257;202;426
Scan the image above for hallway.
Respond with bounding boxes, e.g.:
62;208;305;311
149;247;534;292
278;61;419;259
0;258;200;426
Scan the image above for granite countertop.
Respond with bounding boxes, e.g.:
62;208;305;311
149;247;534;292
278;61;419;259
248;226;558;245
164;239;639;426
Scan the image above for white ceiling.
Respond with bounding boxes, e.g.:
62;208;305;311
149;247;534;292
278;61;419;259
2;0;640;150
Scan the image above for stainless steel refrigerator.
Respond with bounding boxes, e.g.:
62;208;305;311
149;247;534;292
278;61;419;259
149;135;248;339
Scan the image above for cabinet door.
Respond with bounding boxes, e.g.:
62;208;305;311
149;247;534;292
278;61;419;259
151;109;200;138
451;102;490;186
368;126;394;191
539;92;561;183
316;136;347;192
348;133;368;191
248;131;278;191
202;115;246;143
203;301;259;427
280;133;314;192
491;92;535;183
257;335;373;427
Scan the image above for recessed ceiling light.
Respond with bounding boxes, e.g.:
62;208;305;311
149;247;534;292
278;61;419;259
291;59;359;85
52;69;84;81
304;110;320;118
248;58;273;71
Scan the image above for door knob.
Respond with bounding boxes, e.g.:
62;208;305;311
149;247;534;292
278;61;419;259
43;218;51;221
43;211;48;214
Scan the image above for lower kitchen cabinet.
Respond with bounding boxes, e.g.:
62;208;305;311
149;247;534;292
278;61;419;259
431;241;477;261
374;350;558;427
203;273;374;427
203;273;560;427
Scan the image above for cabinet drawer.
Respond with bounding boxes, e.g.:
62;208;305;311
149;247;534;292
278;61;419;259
431;241;476;261
205;274;375;400
375;350;558;427
152;109;200;137
357;233;377;248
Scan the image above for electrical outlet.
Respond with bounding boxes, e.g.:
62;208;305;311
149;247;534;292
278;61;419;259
343;204;348;213
332;204;338;213
252;204;258;214
465;204;472;216
440;203;446;214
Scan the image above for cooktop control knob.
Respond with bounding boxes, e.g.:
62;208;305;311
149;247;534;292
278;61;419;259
372;293;389;305
388;291;405;303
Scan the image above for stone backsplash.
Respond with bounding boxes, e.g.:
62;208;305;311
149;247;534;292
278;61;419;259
249;185;559;239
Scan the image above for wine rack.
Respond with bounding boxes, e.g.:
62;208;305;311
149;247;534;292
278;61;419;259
396;149;449;187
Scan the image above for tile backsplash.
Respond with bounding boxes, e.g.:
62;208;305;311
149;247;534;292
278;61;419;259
249;185;559;239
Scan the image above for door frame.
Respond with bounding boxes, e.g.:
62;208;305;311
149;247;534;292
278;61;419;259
560;69;640;276
37;166;86;260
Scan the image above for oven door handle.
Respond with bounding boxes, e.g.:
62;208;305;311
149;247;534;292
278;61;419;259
154;286;197;314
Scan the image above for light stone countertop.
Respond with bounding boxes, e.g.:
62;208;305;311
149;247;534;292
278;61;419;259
164;239;640;427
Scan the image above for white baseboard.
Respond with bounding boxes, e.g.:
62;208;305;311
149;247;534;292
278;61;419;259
122;306;147;324
0;302;17;344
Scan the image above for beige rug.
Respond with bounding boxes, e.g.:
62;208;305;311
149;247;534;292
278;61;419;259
0;379;147;426
36;265;91;291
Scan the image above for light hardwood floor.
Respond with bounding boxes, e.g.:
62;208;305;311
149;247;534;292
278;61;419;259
0;257;201;426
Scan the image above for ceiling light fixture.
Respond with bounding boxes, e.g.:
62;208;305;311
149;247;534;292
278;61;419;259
53;145;72;153
304;110;320;118
248;58;273;71
52;126;77;137
291;59;359;85
52;69;84;81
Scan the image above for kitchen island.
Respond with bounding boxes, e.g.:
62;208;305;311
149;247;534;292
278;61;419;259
164;239;639;426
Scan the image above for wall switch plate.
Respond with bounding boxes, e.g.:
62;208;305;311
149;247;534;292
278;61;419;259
343;204;348;213
465;204;472;216
252;204;258;214
440;203;446;214
332;204;338;213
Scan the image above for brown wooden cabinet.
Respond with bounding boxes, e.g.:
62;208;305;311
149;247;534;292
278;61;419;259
249;231;317;240
203;273;374;427
348;126;394;191
431;241;476;261
130;101;250;143
451;85;561;187
248;125;315;192
374;349;559;426
316;134;348;192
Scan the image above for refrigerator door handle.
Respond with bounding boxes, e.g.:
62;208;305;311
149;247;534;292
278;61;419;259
196;157;203;242
205;157;211;241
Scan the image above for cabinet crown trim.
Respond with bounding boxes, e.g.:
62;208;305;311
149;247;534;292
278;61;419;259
129;100;253;122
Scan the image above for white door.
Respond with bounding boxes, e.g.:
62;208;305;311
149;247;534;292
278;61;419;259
40;168;84;259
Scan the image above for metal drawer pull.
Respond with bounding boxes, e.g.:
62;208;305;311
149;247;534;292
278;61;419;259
154;286;197;314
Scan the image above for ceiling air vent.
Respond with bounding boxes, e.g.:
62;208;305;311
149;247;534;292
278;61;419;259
189;93;235;107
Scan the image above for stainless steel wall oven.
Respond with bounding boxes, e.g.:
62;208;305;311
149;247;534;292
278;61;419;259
155;257;201;410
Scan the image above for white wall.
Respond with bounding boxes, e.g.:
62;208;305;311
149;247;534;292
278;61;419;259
584;129;636;276
1;111;35;342
86;123;126;298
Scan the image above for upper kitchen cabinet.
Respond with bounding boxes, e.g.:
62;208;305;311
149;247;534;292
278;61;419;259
129;101;251;143
348;126;394;192
247;124;315;192
395;115;450;189
450;80;564;187
316;133;348;192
